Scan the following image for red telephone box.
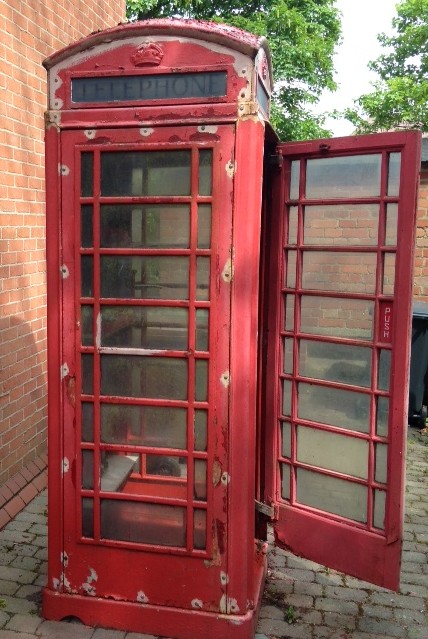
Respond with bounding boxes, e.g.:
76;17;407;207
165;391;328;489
43;19;421;639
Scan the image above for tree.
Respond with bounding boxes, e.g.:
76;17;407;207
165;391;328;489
126;0;341;140
343;0;428;133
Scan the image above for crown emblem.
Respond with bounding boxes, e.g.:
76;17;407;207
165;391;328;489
131;43;164;67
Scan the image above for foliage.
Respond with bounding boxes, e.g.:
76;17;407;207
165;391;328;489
126;0;341;140
343;0;428;133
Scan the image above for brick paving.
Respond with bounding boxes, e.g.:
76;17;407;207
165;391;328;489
0;428;427;639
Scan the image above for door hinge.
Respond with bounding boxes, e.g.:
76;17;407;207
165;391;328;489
255;500;279;521
267;154;283;169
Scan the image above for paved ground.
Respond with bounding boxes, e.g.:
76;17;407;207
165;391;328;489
0;428;427;639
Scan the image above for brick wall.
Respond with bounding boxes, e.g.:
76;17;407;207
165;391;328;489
0;0;125;507
414;167;428;300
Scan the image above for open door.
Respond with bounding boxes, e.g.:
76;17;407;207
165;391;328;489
262;131;421;590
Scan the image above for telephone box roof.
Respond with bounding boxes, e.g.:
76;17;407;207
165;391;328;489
43;18;272;78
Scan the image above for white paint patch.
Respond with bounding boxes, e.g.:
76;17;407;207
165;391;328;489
225;160;236;178
219;593;227;613
60;363;69;379
53;98;64;109
84;129;96;139
61;551;69;567
59;164;70;176
220;370;230;388
52;577;60;591
221;471;230;485
45;111;61;128
140;127;154;137
221;258;233;283
220;571;229;585
191;598;203;609
62;458;70;475
137;590;149;603
228;598;240;613
60;264;69;279
82;567;98;596
197;125;218;134
95;313;101;350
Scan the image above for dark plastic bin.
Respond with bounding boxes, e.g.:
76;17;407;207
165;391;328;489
408;301;428;428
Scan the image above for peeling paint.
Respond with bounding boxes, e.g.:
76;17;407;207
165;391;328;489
45;111;61;129
84;129;96;139
197;125;218;134
52;577;60;591
60;264;69;279
60;363;69;379
191;598;203;609
221;471;230;485
225;160;236;178
62;458;70;475
140;127;154;137
59;164;70;176
219;593;227;613
60;551;69;567
137;590;149;603
220;571;229;585
221;258;233;283
95;312;101;350
220;370;230;388
228;598;240;613
53;97;64;109
212;460;222;486
81;567;98;596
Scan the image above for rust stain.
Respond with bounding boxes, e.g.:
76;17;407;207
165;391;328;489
65;375;76;408
212;459;222;486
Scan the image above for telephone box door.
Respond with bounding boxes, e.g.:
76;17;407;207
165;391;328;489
57;123;235;610
263;131;421;590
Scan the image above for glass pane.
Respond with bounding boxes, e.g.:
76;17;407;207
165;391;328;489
374;489;386;530
281;422;291;458
297;426;368;479
375;443;388;484
101;151;191;196
306;155;381;199
82;498;93;538
196;309;209;351
376;396;389;437
81;152;93;197
281;463;290;500
81;205;93;248
378;349;391;391
146;454;186;478
196;257;210;300
81;305;93;346
388;152;401;196
385;204;398;246
299;340;371;387
284;295;295;331
101;256;189;300
300;296;374;340
298;382;370;433
101;405;187;449
194;410;207;451
283;338;293;374
288;207;298;245
101;306;188;350
198;204;212;249
382;253;395;295
194;460;207;500
199;149;213;195
304;204;378;245
282;379;292;417
195;359;208;402
82;403;94;442
302;251;377;293
296;468;367;523
286;250;297;288
101;355;187;400
82;450;94;489
290;161;299;200
194;509;207;549
81;256;93;298
101;500;186;546
81;354;93;395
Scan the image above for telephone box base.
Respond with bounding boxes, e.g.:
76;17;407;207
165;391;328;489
43;556;267;639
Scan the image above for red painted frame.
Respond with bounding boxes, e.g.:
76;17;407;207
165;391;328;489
262;131;421;590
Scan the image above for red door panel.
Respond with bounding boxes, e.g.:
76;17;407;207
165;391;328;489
263;131;421;590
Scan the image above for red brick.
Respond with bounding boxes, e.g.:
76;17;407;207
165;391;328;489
0;509;12;530
4;495;26;518
19;483;38;504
